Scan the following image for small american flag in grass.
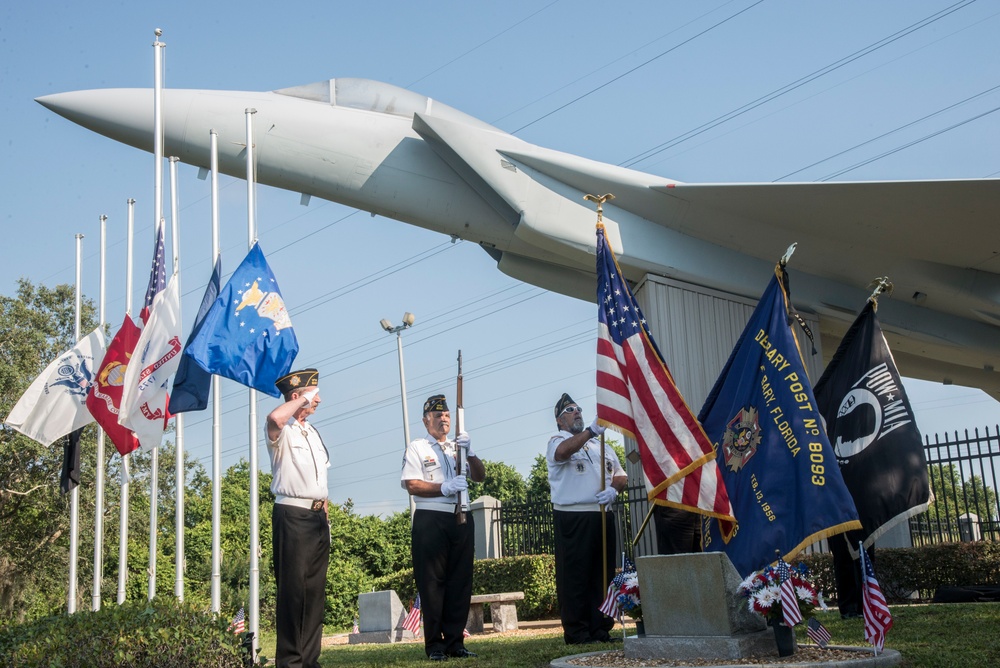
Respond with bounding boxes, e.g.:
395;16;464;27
229;607;246;634
806;618;831;648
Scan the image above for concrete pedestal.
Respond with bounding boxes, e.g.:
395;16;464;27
626;553;774;660
348;590;415;644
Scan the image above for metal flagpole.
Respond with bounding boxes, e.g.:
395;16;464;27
92;215;107;611
68;233;84;614
209;130;222;613
245;107;260;652
169;156;185;601
149;27;165;602
118;198;135;605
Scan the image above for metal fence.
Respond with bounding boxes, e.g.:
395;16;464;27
497;425;1000;558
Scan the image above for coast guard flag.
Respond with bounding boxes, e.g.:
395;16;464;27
87;314;142;456
168;257;221;414
699;264;861;576
184;243;298;397
595;225;734;527
4;327;105;446
119;275;182;450
813;300;930;551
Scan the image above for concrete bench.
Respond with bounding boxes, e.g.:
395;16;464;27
466;591;525;633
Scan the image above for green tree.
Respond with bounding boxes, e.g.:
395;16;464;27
0;280;98;621
927;463;999;527
526;454;551;505
468;459;526;504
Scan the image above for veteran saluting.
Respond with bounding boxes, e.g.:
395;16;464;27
266;368;330;668
401;394;485;661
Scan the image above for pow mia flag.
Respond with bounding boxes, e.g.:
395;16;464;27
814;300;930;550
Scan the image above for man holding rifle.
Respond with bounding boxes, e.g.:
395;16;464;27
547;392;627;645
401;394;485;661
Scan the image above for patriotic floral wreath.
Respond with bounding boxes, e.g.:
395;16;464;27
614;571;642;620
738;562;818;623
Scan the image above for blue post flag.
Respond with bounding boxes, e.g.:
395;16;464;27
184;243;299;397
169;257;222;413
698;265;861;576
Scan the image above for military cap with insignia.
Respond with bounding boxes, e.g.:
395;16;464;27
275;368;319;398
554;392;576;418
423;394;449;415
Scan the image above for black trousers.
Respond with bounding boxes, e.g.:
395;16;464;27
653;506;702;555
272;504;330;668
553;509;616;644
830;533;874;617
411;509;475;656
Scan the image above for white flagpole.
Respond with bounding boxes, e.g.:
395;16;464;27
169;156;185;601
117;198;135;605
149;27;165;603
92;215;107;611
68;233;84;614
209;130;222;613
245;107;260;652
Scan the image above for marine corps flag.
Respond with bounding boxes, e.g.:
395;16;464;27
87;314;142;456
813;299;930;548
184;242;298;397
699;263;861;576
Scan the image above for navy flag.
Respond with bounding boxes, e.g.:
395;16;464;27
813;299;930;549
184;243;299;397
169;257;222;413
699;264;861;576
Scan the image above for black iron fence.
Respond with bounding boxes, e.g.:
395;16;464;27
496;425;1000;558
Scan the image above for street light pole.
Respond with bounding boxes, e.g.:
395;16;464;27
381;313;416;516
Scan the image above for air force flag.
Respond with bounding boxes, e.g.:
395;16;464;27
699;265;861;576
184;243;298;397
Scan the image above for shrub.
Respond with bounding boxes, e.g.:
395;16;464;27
800;540;1000;603
0;599;245;668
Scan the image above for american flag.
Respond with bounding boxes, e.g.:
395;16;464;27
599;556;635;618
777;558;803;627
401;594;421;634
860;546;893;652
229;607;246;634
352;617;359;634
594;225;734;530
140;219;167;325
806;618;831;648
463;627;471;638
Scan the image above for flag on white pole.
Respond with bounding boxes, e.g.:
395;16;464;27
4;327;105;446
118;275;182;450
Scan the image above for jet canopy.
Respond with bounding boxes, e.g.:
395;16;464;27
274;77;498;131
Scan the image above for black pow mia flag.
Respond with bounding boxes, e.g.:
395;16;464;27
61;427;84;494
813;300;930;549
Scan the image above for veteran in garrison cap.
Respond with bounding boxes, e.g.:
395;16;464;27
266;368;330;668
546;392;626;645
401;394;485;661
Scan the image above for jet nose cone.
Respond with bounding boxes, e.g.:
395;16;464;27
36;88;154;151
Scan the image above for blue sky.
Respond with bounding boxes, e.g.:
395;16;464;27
3;1;1000;515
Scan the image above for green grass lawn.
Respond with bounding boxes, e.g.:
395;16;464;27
254;603;999;667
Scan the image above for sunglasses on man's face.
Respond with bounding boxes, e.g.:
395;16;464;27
559;405;582;417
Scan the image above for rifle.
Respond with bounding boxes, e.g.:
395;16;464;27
454;350;469;524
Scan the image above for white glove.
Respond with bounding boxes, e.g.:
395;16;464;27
588;418;606;437
300;389;319;405
595;488;617;506
455;432;475;458
440;475;468;497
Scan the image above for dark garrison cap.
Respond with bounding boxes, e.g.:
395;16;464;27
423;394;449;415
554;393;576;418
275;368;319;397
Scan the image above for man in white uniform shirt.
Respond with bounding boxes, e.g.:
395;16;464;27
267;368;329;668
401;394;485;661
547;392;627;645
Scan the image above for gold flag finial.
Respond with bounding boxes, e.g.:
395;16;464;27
584;193;615;225
867;276;893;309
